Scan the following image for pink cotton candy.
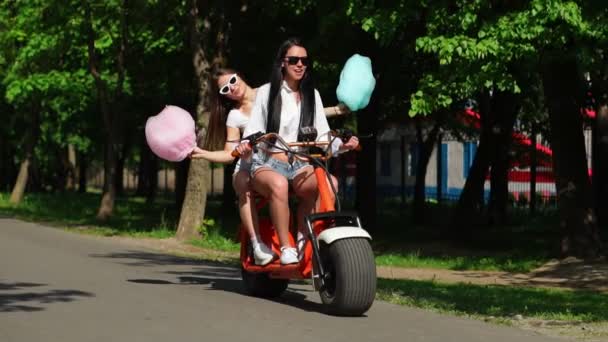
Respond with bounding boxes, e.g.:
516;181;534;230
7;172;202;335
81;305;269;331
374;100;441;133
145;105;196;162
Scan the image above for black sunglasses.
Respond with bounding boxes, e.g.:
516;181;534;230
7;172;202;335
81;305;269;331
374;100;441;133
284;56;310;66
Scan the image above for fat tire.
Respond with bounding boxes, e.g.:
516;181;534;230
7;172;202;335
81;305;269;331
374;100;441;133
319;238;376;316
241;268;289;298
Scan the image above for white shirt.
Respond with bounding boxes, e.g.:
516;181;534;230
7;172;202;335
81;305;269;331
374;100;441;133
243;82;342;152
225;109;249;134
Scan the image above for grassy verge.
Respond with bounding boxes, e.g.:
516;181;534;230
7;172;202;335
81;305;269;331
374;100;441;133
0;192;179;238
372;198;557;273
188;226;239;252
0;191;241;250
376;279;608;341
375;252;546;273
377;278;608;323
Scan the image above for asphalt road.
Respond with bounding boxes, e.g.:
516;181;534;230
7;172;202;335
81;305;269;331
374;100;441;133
0;218;564;342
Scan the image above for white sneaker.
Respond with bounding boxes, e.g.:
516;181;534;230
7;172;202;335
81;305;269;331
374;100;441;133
280;247;299;265
253;242;275;266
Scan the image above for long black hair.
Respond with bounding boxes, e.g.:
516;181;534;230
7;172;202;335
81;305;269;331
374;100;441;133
266;37;315;136
204;67;240;150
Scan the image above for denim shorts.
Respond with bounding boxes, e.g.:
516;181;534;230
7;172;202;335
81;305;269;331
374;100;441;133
251;152;311;180
233;158;252;175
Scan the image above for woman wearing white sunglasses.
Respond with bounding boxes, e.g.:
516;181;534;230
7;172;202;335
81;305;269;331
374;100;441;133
190;67;349;265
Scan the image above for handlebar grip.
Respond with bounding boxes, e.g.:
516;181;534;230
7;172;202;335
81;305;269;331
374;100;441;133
231;149;240;158
355;144;362;151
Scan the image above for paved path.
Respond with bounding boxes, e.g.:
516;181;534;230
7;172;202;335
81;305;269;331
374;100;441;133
0;218;565;342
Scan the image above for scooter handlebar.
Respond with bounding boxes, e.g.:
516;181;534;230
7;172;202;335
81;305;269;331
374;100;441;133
229;131;361;158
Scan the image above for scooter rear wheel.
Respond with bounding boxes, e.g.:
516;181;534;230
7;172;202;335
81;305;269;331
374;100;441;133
241;268;289;298
319;238;376;316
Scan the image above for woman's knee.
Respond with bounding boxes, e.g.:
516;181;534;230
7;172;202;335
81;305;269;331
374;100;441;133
232;171;250;194
254;172;288;200
331;175;339;192
294;176;318;199
269;178;289;199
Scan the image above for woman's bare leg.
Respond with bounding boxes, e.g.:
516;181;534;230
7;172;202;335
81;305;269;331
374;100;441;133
315;174;339;211
251;168;291;249
292;167;318;236
232;170;259;241
234;169;274;264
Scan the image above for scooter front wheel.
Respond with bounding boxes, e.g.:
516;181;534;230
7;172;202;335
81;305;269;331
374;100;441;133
319;238;376;316
241;268;289;298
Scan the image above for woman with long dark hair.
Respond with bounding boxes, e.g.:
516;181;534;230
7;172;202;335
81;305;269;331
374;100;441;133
190;68;275;265
239;38;359;264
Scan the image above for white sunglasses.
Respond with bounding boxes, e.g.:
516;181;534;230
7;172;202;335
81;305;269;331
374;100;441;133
219;74;238;95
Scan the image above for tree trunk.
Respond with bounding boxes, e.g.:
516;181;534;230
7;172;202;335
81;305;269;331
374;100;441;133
85;3;116;219
412;119;440;225
10;112;39;204
136;138;150;196
146;153;158;204
136;140;158;203
84;1;128;220
175;159;190;208
592;64;608;228
594;103;608;227
115;154;125;196
176;0;213;240
66;145;77;191
10;158;31;204
542;52;603;258
78;151;88;193
115;137;131;196
57;145;77;192
488;92;519;225
455;92;493;228
28;159;42;193
0;132;6;191
98;144;118;219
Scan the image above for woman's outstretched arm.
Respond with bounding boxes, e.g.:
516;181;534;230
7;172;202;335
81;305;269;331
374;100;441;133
324;103;350;118
190;126;240;163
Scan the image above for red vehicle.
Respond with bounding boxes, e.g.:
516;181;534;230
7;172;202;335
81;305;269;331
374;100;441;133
234;131;376;316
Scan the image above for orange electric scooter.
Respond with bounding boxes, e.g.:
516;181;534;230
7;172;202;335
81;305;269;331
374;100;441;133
232;130;376;316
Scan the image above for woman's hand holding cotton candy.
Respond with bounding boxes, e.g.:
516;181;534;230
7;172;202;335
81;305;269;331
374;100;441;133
336;103;351;115
189;146;208;159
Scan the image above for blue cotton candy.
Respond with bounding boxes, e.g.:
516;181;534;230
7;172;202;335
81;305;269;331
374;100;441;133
336;54;376;111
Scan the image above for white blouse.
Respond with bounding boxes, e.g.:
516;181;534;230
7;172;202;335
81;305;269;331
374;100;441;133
225;108;249;134
242;81;342;152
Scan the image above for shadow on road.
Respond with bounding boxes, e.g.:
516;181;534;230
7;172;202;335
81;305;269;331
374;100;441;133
90;250;214;267
0;281;94;313
94;250;333;315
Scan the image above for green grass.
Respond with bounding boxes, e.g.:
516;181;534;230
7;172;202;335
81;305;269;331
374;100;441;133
375;252;546;273
377;278;608;322
372;198;558;273
189;226;240;252
0;191;181;238
0;191;241;243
